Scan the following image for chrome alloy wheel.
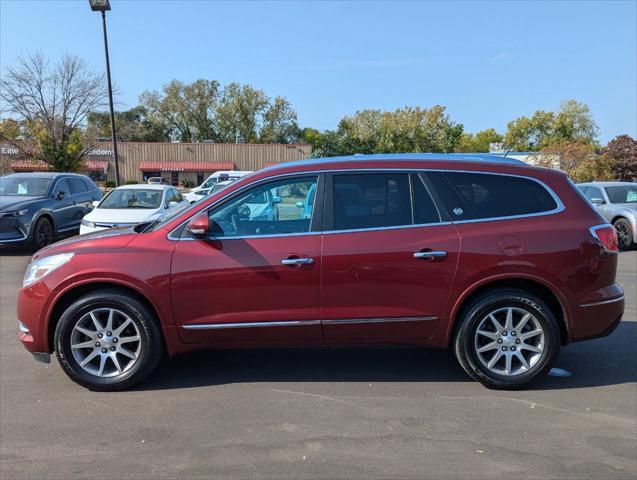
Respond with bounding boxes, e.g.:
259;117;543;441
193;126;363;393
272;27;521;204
474;307;545;376
70;308;142;378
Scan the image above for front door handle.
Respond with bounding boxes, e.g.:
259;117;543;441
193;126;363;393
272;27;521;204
281;257;314;266
413;250;447;260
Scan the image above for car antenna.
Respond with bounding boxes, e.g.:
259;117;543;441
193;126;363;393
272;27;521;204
503;145;514;157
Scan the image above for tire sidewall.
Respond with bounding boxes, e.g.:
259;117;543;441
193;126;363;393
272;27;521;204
55;292;161;390
455;290;560;389
33;217;53;250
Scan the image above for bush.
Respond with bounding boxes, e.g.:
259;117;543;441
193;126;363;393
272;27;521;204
104;180;116;188
124;180;138;185
180;179;194;188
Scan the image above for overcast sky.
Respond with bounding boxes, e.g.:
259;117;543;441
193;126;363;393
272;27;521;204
1;0;635;142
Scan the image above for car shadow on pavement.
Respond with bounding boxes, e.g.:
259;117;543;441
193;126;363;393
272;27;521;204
136;321;636;391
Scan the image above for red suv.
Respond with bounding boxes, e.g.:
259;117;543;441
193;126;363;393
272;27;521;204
17;154;624;391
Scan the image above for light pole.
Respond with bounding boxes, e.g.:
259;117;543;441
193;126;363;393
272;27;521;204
89;0;120;186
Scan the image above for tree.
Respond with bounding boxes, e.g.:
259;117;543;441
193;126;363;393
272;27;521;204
0;52;106;171
0;118;21;140
140;79;219;142
87;106;170;142
603;135;637;181
535;141;614;182
334;105;463;155
504;100;598;152
456;128;503;152
259;96;299;143
215;82;269;143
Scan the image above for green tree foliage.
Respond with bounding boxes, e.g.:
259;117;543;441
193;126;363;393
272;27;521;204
333;106;463;155
456;128;504;152
87;106;171;142
504;100;598;151
0;52;106;171
0;118;21;140
535;140;614;182
260;96;300;144
603;134;637;181
215;83;269;143
140;79;219;142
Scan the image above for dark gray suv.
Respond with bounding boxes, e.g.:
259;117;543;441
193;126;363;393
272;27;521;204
0;172;102;249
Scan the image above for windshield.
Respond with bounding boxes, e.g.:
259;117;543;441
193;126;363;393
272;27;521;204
0;177;52;196
605;185;637;204
99;189;163;209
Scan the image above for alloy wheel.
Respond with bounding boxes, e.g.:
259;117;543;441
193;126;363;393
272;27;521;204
37;220;53;247
473;307;545;376
70;308;142;378
614;222;630;248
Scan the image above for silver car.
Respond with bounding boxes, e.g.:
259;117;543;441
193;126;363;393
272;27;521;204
577;181;637;249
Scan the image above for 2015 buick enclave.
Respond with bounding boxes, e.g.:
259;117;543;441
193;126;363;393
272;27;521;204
17;154;624;390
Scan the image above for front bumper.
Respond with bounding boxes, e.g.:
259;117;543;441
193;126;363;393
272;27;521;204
0;216;29;244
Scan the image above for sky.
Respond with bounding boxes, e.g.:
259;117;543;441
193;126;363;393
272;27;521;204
1;0;636;142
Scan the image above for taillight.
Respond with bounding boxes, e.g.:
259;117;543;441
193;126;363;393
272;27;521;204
589;224;618;252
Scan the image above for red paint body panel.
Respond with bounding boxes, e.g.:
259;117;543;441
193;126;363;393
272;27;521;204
321;224;460;341
16;158;625;360
171;235;323;343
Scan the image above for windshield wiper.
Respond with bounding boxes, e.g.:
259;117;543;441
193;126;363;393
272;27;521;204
134;220;160;233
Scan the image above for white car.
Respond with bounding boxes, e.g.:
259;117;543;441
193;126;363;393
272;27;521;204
80;184;189;234
185;170;252;202
184;179;235;204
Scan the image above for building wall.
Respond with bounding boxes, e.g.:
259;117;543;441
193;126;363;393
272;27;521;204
0;142;313;183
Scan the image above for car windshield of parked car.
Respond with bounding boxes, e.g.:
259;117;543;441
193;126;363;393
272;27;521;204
99;189;162;209
605;185;637;204
0;177;52;196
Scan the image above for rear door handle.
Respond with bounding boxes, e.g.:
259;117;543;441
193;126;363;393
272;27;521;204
413;250;447;260
281;257;314;266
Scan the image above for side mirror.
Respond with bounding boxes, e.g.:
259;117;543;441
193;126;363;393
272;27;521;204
186;212;210;237
92;200;100;208
272;196;282;205
56;191;65;200
296;201;304;208
590;198;605;206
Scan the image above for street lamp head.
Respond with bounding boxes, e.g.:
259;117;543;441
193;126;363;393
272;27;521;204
88;0;111;12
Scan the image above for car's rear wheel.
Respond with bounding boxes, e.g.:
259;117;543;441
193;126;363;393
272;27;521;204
32;217;54;250
54;289;162;391
454;288;560;390
613;218;633;250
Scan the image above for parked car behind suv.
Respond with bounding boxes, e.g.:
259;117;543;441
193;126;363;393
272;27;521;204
1;172;102;249
17;154;623;391
577;181;637;249
80;184;189;234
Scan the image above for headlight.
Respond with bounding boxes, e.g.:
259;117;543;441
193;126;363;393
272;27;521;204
81;219;95;228
23;253;74;288
1;209;28;217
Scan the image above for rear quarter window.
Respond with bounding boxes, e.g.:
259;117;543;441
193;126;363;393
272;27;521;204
429;171;559;220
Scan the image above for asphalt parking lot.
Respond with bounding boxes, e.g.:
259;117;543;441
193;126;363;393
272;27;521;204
0;249;635;479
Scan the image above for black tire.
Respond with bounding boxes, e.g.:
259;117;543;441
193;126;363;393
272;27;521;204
613;218;633;250
32;216;54;250
453;288;560;390
54;289;163;391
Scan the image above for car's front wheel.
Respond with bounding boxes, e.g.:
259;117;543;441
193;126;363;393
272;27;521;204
54;289;163;391
32;216;54;250
454;288;560;390
613;218;633;250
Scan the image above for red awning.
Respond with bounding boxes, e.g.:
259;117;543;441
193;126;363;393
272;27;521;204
139;161;234;172
10;160;51;171
83;160;108;172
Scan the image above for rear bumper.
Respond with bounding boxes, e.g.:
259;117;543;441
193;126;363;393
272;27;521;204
571;290;625;342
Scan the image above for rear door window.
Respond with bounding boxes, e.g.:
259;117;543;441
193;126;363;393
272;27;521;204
68;177;88;195
427;171;558;220
332;174;412;230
